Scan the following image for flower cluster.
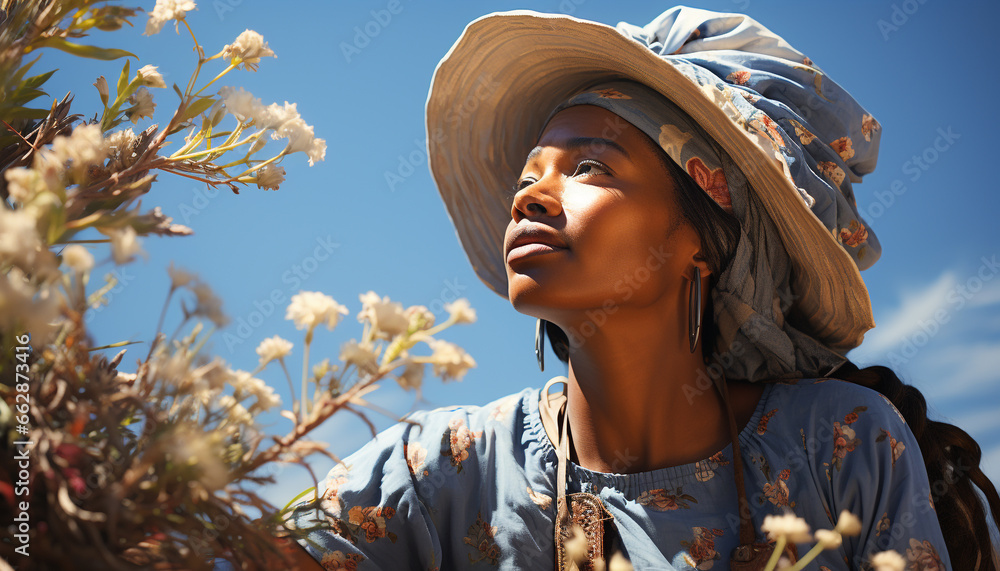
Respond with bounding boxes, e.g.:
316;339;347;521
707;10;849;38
0;2;476;569
759;510;900;571
222;29;275;71
145;0;197;35
218;85;327;166
563;523;634;571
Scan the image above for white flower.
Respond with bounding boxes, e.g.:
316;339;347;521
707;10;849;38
0;267;61;350
813;529;843;549
50;123;109;181
257;100;298;130
833;510;862;536
761;513;812;543
4;167;42;204
148;349;197;392
230;370;281;412
167;261;196;290
137;64;167;88
395;361;424;390
145;0;197;35
128;87;155;123
0;207;60;280
255;165;285;190
286;291;349;332
219;86;265;123
188;281;229;328
189;359;230;404
218;394;253;428
62;245;94;274
358;291;409;339
425;338;476;382
218;89;325;166
250;382;281;412
108;226;143;264
608;552;634;571
444;298;476;325
276;116;326;166
563;525;588;564
106;128;138;171
222;29;275;71
870;550;905;571
256;335;293;366
51;123;106;164
339;339;380;376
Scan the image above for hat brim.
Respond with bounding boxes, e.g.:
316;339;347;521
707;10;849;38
425;10;874;352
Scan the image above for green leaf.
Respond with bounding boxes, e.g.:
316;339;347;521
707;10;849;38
87;340;142;352
177;97;216;124
9;54;42;87
116;58;130;98
281;486;319;513
33;37;136;61
7;89;48;106
21;69;56;91
0;106;51;120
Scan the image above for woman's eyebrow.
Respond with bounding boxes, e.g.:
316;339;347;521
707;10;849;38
523;137;631;166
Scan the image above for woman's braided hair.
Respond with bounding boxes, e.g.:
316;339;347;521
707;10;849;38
542;137;1000;569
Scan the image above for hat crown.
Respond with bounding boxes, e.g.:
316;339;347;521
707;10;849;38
614;6;883;271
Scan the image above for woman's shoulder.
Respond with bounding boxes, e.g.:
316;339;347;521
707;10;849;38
761;376;907;427
284;387;541;530
401;386;539;443
749;376;913;470
326;386;540;481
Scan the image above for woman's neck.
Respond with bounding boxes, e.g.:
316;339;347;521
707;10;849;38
561;313;763;474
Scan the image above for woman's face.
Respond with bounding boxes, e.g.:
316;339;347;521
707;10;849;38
504;104;707;322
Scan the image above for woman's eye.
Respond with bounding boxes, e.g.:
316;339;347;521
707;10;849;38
574;159;607;177
509;160;608;203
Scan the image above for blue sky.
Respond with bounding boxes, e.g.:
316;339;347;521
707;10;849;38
36;0;1000;511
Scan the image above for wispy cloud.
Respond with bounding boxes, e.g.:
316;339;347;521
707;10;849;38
855;271;957;356
970;279;1000;308
914;341;1000;399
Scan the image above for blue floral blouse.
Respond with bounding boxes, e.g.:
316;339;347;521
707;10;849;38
284;377;951;570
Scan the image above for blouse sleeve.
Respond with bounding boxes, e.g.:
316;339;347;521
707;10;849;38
283;410;445;571
823;384;952;570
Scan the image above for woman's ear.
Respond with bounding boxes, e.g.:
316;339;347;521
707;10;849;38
691;249;712;280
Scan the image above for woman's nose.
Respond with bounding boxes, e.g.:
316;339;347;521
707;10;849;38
511;174;563;220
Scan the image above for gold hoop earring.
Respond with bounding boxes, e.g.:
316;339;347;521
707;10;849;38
535;318;546;372
689;267;702;353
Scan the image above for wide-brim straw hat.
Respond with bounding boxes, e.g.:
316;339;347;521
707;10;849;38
425;7;882;352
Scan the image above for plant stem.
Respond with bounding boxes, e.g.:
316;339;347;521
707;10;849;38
231;150;284;178
193;63;237;98
154;287;175;339
279;358;296;414
300;328;314;423
169;134;256;160
784;542;826;571
763;536;787;571
418;315;456;339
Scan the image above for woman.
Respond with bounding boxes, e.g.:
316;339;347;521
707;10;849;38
281;6;1000;570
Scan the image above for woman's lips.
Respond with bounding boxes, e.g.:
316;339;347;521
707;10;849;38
506;243;567;264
